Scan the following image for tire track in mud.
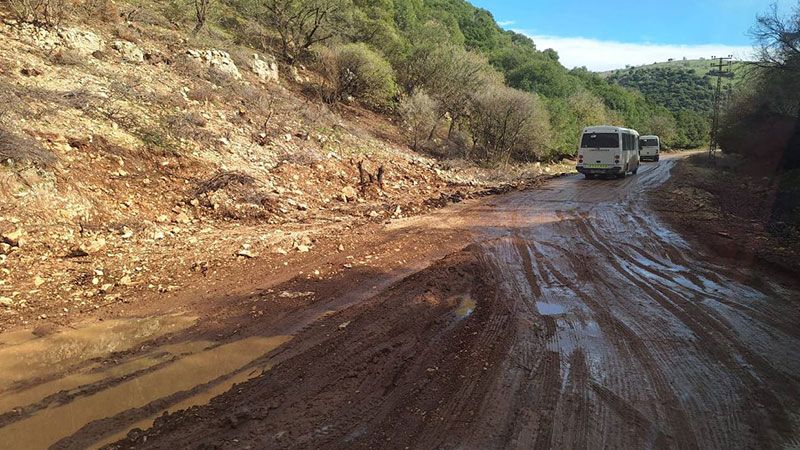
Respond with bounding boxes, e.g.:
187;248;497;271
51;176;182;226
613;241;800;342
568;203;800;448
530;237;700;450
453;238;556;450
578;209;800;390
502;206;681;448
551;349;590;450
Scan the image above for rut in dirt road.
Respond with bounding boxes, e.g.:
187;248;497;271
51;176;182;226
2;156;799;449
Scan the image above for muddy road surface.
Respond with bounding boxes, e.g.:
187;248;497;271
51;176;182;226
1;155;799;449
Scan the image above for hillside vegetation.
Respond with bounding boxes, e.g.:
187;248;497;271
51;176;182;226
606;66;713;148
0;0;585;324
599;58;757;149
145;0;686;156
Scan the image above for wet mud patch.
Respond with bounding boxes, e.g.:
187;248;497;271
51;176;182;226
110;244;523;449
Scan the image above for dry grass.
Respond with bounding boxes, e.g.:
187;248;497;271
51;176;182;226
163;110;217;146
79;0;122;24
186;81;218;103
194;171;256;196
111;23;142;44
48;49;85;66
0;128;57;167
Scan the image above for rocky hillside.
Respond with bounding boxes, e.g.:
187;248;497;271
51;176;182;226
0;12;570;328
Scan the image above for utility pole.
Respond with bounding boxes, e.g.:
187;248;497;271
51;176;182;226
707;55;734;163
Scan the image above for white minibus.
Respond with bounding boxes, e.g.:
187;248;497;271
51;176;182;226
639;135;661;161
576;126;640;179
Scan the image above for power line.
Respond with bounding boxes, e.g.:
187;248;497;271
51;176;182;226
708;55;734;163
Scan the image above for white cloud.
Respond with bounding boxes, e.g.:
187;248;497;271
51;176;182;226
519;34;755;71
497;20;515;27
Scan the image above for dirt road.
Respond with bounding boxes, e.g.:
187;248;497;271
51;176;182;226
1;155;799;449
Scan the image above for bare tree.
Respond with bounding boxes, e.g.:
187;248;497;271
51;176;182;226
752;3;800;71
193;0;213;33
750;2;800;169
5;0;73;26
259;0;351;63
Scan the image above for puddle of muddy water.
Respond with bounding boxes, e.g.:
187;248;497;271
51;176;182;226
0;314;196;389
0;340;217;415
535;302;566;316
455;296;476;319
0;352;171;414
0;324;291;450
92;366;270;449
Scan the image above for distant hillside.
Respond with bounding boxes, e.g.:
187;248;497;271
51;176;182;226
601;58;751;85
607;66;715;114
599;59;754;117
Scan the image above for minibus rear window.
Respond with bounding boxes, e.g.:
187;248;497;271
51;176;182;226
640;138;658;147
581;133;619;148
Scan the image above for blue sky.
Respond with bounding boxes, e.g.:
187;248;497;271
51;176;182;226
470;0;795;70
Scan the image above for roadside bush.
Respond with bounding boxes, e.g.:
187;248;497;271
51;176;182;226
402;38;501;136
468;85;551;164
3;0;73;26
719;5;800;170
317;43;398;110
398;90;437;151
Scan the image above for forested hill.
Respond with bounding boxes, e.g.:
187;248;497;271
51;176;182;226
602;58;750;116
608;67;715;114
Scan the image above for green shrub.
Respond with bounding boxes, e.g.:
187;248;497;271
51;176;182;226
317;43;398;110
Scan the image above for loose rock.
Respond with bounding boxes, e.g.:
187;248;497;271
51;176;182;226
251;53;279;83
1;229;23;247
186;49;242;80
112;40;144;63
